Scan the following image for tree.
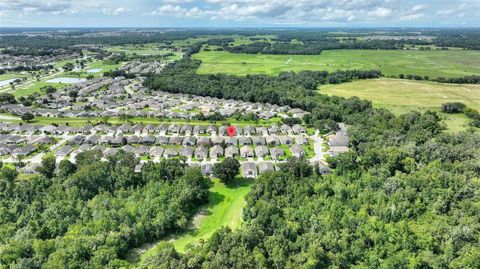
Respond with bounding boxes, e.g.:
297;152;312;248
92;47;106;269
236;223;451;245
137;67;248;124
41;85;57;94
21;112;35;123
213;157;240;183
0;166;18;194
36;155;56;179
62;62;75;71
58;160;76;178
75;149;103;168
68;90;78;99
0;93;17;104
441;102;466;113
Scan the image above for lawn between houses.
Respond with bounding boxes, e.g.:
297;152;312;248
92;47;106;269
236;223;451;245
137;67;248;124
193;49;480;78
129;177;253;264
320;78;480;132
0;115;284;127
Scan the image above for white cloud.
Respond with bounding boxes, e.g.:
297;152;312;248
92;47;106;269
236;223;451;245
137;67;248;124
368;7;392;18
437;9;454;15
412;4;425;12
103;7;130;16
162;0;194;3
1;0;480;26
399;13;424;21
150;4;208;18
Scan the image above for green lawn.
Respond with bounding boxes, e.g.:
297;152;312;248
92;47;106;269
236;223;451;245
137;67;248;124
193;49;480;78
1;116;283;127
105;44;183;60
0;72;30;81
133;178;252;263
12;81;65;97
320;78;480;132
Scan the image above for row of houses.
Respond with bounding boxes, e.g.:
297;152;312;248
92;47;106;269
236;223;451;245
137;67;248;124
67;133;309;147
0;122;307;136
328;123;349;157
56;143;306;160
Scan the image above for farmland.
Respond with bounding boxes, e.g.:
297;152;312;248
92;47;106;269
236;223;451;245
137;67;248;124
193;49;480;78
320;78;480;131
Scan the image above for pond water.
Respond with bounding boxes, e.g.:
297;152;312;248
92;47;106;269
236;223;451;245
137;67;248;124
46;77;87;83
0;78;19;87
86;68;102;73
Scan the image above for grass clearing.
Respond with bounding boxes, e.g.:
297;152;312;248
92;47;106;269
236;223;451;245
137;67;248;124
0;115;284;128
132;177;252;263
193;49;480;78
320;78;480;132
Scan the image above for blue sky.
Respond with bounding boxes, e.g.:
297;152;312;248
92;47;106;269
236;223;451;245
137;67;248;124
0;0;479;27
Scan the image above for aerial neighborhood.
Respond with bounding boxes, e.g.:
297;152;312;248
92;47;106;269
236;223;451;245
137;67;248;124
2;19;474;268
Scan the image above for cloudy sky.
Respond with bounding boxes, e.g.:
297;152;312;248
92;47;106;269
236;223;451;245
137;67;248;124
0;0;479;27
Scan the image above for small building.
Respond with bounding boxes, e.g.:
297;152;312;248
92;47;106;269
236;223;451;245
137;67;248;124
270;147;285;160
135;145;150;156
241;162;257;178
163;148;179;158
258;162;275;174
329;146;349;157
254;146;269;158
194;146;208;160
225;145;239;158
169;136;183;145
55;145;73;158
182;136;196;146
180;146;194;158
210;145;223;159
292;124;306;134
238;136;252;145
295;136;308;145
252;136;266;146
240;145;254;158
290;145;306;158
149;146;164;157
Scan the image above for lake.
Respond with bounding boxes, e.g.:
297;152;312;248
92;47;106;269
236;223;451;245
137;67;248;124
46;77;87;83
87;68;102;73
0;78;19;87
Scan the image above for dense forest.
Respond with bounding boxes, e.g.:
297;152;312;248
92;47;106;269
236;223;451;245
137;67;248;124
0;152;212;268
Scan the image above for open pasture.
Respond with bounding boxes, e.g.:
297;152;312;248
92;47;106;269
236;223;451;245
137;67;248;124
193;49;480;78
320;78;480;132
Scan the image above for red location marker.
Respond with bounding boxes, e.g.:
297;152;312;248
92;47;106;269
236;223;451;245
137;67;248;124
227;125;236;137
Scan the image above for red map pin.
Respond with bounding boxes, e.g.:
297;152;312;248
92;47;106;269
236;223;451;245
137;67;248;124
227;125;236;137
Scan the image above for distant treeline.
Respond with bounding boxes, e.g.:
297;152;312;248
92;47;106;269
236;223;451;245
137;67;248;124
224;39;412;55
1;48;78;56
399;74;480;84
3;29;480;55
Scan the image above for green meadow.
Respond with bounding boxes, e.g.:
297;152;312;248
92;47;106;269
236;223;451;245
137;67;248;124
321;78;480;132
131;178;252;264
193;49;480;78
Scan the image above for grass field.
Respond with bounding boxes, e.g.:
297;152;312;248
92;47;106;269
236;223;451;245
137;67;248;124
320;78;480;132
133;178;252;263
193;49;480;78
0;114;283;127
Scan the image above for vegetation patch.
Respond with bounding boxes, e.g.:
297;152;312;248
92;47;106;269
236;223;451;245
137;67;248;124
320;78;480;131
193;49;480;77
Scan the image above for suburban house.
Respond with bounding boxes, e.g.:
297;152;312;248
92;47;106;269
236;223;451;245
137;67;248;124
241;162;257;178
